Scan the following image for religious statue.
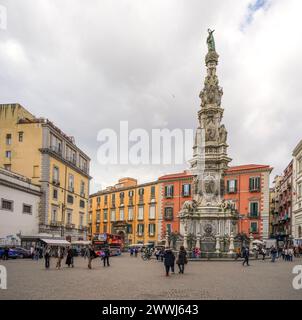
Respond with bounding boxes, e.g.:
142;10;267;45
205;117;216;141
207;29;216;52
219;124;227;143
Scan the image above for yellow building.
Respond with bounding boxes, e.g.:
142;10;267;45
89;178;161;245
0;103;91;240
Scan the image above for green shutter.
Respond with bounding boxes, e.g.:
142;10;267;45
227;180;230;193
235;180;237;193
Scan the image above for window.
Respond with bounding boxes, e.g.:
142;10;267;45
79;213;84;227
151;186;156;199
103;209;108;222
51;208;57;222
53;188;58;200
4;164;11;171
66;146;77;165
1;199;13;211
249;177;261;192
66;211;72;224
128;190;134;197
119;208;124;221
68;174;74;192
67;195;74;204
53;166;59;184
5;151;11;159
149;205;156;219
96;210;100;222
6;134;11;145
96;224;100;233
137;224;144;236
80;200;85;208
138;188;144;196
165;185;174;198
164;207;173;221
112;194;116;206
227;179;237;194
97;196;101;204
18;132;23;142
149;223;156;236
126;224;132;234
182;184;191;197
103;225;107;233
50;133;62;154
79;156;88;172
249;202;259;217
250;222;258;233
110;209;116;222
138;206;144;220
120;192;124;204
80;181;85;196
128;207;133;221
104;195;108;205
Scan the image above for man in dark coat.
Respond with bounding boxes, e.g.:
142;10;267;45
163;248;175;276
103;246;110;267
65;247;74;268
177;246;187;274
242;247;250;266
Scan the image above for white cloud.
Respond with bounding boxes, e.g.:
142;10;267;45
0;0;301;192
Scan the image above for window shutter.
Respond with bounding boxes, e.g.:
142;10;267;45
189;184;191;195
257;177;260;190
164;186;167;197
171;185;174;197
182;184;184;196
235;180;237;193
249;178;252;191
227;180;230;193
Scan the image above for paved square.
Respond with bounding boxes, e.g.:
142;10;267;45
0;255;301;300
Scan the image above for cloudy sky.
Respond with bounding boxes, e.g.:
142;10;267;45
1;0;302;192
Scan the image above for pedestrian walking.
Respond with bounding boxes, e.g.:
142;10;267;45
103;246;110;267
87;245;97;269
242;247;250;266
270;246;277;262
65;247;74;268
44;246;51;269
160;248;165;262
134;247;138;257
176;246;187;274
56;247;63;270
163;248;175;276
289;247;294;262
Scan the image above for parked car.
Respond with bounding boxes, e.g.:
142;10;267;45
14;247;32;259
0;247;20;259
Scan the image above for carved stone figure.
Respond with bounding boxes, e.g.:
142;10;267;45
205;117;216;141
207;29;216;52
219;124;227;143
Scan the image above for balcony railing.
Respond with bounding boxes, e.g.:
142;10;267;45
248;213;259;219
50;221;62;227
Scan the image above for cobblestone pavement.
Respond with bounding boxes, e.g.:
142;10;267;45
0;255;301;300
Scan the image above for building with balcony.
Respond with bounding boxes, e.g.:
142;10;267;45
0;104;91;240
293;140;302;244
89;177;160;245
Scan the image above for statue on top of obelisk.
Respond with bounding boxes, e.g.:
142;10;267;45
207;29;216;52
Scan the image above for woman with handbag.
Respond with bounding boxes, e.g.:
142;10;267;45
177;246;187;274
